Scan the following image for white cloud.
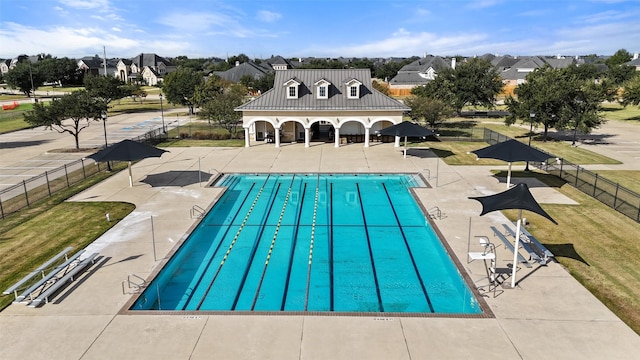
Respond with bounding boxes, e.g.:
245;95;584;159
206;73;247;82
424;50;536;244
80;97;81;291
324;29;488;57
256;10;282;23
58;0;110;10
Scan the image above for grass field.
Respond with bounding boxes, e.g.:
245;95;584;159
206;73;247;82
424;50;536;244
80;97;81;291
501;173;640;335
0;171;134;311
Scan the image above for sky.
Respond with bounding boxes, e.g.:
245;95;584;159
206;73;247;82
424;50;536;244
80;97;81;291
1;0;640;60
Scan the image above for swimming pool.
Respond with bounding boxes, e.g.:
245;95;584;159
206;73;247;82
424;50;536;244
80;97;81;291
131;173;481;314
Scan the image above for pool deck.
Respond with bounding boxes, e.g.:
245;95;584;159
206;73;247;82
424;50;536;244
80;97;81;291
1;142;639;359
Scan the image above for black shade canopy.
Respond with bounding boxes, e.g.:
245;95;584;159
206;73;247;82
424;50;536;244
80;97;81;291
88;139;168;187
471;139;551;163
88;139;168;162
469;183;557;287
379;122;436;138
469;183;557;224
379;122;436;158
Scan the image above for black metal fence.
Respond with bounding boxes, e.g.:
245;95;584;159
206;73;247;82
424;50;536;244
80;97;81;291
0;158;106;219
0;128;167;220
482;128;640;223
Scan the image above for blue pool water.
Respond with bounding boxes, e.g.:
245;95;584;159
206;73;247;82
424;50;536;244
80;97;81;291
131;173;481;314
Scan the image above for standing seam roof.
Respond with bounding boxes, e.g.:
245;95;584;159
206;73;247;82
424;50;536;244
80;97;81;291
236;69;409;111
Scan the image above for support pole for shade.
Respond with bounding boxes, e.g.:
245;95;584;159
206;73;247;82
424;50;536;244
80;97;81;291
506;162;512;188
511;209;523;288
403;136;408;158
128;161;133;187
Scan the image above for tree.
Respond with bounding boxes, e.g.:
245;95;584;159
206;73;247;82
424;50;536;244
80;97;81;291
558;78;607;146
404;96;452;129
198;83;248;136
24;90;106;149
411;57;503;113
621;75;640;107
238;72;275;94
161;67;203;114
38;57;84;86
605;49;632;68
606;64;636;86
371;80;389;95
193;74;230;108
84;75;131;105
5;61;43;96
504;66;565;139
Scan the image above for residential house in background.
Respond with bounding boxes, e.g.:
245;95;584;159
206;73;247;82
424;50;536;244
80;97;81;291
77;56;118;77
388;55;452;96
236;69;409;148
211;60;273;83
626;52;640;71
116;53;176;85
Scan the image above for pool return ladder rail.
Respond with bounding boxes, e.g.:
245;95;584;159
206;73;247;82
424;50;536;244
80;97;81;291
190;205;206;219
122;273;147;295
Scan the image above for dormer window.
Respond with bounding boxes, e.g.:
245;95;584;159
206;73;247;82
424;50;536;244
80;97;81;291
288;85;297;98
283;77;301;99
345;78;362;99
314;79;330;99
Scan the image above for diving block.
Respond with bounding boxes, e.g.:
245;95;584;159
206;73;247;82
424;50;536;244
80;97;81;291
489;226;531;268
28;253;98;308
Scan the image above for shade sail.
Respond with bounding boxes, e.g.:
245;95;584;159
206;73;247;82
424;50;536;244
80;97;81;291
469;183;557;288
379;122;435;158
88;139;168;187
471;139;552;188
469;183;557;224
379;121;436;138
471;139;551;163
88;139;168;162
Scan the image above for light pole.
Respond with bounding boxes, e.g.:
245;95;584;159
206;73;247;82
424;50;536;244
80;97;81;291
525;111;535;171
101;111;111;171
159;93;166;134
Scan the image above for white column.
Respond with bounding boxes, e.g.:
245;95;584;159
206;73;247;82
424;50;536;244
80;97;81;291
364;128;370;148
275;128;281;148
244;128;250;147
305;128;310;147
334;127;340;147
394;136;400;147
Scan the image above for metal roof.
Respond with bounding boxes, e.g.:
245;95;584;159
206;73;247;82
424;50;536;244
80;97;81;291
236;69;409;111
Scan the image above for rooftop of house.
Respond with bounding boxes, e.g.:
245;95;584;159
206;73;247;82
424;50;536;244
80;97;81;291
236;69;409;112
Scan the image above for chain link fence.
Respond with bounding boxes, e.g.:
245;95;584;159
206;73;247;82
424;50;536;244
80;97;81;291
482;128;640;223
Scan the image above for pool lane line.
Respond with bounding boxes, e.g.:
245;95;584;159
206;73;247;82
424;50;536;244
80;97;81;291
356;183;384;312
251;175;297;310
329;181;335;312
382;182;435;313
180;181;257;310
281;181;308;311
193;174;273;310
230;180;283;311
304;174;320;311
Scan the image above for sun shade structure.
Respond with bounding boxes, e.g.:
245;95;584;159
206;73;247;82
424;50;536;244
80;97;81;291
379;122;436;158
88;139;168;187
471;139;552;188
469;183;557;287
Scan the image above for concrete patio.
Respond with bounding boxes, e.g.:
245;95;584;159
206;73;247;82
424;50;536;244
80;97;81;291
1;142;639;359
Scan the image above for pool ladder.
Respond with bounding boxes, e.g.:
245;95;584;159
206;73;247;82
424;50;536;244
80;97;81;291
428;206;446;220
191;205;205;219
122;274;147;295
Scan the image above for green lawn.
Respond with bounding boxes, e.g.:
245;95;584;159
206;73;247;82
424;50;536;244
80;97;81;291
0;170;134;311
600;103;640;123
